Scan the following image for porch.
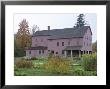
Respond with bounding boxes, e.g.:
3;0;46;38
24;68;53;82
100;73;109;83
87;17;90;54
64;46;83;57
64;50;82;57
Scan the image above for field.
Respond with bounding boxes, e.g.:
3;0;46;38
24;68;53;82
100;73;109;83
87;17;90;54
14;55;97;76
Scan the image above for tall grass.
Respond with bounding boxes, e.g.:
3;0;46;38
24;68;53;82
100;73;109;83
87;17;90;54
82;53;97;71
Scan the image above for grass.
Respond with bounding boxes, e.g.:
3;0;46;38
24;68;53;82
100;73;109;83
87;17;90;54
14;57;97;76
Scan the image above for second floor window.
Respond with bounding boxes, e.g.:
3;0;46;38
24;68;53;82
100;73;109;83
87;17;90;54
77;41;79;45
89;43;91;46
84;42;85;46
57;42;59;46
41;39;43;42
62;42;64;46
68;41;70;45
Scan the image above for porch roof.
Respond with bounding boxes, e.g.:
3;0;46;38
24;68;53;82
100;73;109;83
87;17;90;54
25;46;47;50
64;46;82;50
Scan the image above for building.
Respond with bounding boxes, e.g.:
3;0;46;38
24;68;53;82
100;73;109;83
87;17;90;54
26;26;92;58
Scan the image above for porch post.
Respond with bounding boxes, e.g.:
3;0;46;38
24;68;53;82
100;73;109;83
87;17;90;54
79;50;81;57
65;50;67;57
71;50;73;58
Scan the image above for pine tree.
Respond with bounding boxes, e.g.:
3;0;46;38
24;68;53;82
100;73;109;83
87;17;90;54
74;14;86;28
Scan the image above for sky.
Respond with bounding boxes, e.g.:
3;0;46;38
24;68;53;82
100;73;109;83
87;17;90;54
14;13;97;43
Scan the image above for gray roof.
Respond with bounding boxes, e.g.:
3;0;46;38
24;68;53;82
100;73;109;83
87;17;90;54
64;46;82;50
33;26;91;39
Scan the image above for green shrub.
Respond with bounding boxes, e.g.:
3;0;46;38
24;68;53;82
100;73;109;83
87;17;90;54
15;72;27;76
33;63;44;69
73;69;85;76
44;56;72;74
15;59;33;68
73;57;81;60
31;57;37;60
82;53;97;71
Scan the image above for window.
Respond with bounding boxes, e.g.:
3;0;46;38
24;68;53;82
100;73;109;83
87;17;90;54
29;50;31;54
57;42;59;46
41;39;43;42
35;44;37;46
84;50;85;54
39;50;41;54
62;50;64;54
68;41;70;45
77;41;79;45
56;52;58;54
87;36;88;40
84;42;85;46
42;50;44;54
62;42;64;46
51;51;54;54
50;40;52;42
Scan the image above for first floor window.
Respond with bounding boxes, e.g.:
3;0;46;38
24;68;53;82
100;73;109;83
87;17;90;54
62;50;64;54
51;51;54;54
56;52;58;54
29;50;31;54
39;50;41;54
42;50;44;54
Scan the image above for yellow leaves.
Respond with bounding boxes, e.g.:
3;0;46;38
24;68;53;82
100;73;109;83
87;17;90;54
15;19;32;48
44;56;72;74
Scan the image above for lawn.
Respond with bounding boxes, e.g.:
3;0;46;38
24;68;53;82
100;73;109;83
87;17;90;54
14;56;97;76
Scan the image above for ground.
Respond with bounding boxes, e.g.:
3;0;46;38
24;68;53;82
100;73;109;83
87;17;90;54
14;57;97;76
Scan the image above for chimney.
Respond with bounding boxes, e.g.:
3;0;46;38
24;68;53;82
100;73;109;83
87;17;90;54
48;26;50;30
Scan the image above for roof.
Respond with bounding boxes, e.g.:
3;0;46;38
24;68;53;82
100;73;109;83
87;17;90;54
64;46;82;50
33;26;91;39
25;46;47;50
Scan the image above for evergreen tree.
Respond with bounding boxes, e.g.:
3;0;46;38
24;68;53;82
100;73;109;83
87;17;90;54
74;14;86;28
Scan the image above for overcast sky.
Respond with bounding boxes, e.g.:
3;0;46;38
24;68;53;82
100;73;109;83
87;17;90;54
14;13;97;43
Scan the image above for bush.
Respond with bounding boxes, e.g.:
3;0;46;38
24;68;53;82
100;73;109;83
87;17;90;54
44;56;72;74
82;53;97;71
31;57;37;60
73;57;81;60
15;72;27;76
15;59;33;68
73;69;85;76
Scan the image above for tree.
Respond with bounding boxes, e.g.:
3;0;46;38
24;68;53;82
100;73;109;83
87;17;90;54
16;19;31;49
74;14;86;28
92;41;97;53
14;38;25;57
14;19;31;57
32;25;40;35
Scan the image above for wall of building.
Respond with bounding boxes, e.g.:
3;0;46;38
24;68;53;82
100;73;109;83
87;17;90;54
48;37;83;56
81;28;92;53
26;50;48;58
31;36;49;47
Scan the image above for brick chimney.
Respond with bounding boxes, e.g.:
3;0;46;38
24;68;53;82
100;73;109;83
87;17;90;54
48;26;50;30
